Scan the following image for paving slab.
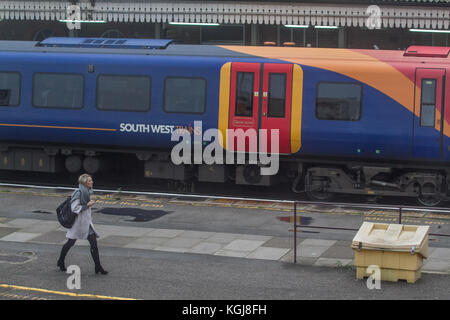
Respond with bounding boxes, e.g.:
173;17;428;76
98;235;139;247
280;250;316;265
295;245;331;258
124;236;172;249
5;219;39;228
313;258;353;268
300;239;337;247
206;233;241;244
146;228;185;238
187;242;223;255
0;227;20;239
246;247;290;261
0;232;40;242
429;248;450;261
99;226;149;237
30;230;67;244
334;240;352;247
153;246;186;253
76;239;90;247
214;249;249;258
21;221;60;234
321;244;354;259
262;236;300;249
178;230;215;239
161;237;203;249
423;259;450;273
236;234;273;242
223;239;266;252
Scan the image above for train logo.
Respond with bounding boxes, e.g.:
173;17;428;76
119;123;176;134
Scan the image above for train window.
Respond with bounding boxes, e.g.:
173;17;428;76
316;82;362;121
0;72;21;106
97;75;151;112
235;72;254;117
420;79;436;128
33;73;83;109
267;73;286;118
164;77;206;114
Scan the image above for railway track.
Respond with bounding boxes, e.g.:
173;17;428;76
0;169;449;208
1;177;450;223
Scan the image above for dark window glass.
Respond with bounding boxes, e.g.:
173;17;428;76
316;82;362;121
267;73;286;118
420;79;436;127
164;77;206;113
97;75;151;112
0;72;20;106
33;73;83;109
235;72;254;117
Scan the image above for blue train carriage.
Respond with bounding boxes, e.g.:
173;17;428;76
0;37;449;205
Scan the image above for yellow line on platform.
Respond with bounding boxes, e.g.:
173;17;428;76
0;284;138;300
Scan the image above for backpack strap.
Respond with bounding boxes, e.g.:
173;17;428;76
70;189;81;203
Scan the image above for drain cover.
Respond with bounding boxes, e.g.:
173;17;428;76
0;254;32;264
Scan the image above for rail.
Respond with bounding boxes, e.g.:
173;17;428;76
293;201;450;264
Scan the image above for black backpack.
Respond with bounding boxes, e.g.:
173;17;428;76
56;196;77;228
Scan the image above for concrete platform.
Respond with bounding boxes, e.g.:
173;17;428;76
0;216;449;273
0;186;450;275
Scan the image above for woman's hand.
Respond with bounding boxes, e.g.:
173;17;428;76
87;200;95;207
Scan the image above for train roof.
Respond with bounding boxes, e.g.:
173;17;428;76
0;37;448;64
0;38;253;58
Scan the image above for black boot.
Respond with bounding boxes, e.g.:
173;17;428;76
57;259;66;272
57;239;75;271
90;247;108;275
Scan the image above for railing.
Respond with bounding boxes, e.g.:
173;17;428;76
292;201;450;263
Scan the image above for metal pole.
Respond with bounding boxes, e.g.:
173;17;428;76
294;202;297;264
399;207;402;224
303;29;306;47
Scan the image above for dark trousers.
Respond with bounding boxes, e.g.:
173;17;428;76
58;233;103;269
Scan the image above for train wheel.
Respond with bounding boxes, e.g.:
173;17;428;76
417;182;442;207
65;155;82;173
304;174;334;201
417;194;442;207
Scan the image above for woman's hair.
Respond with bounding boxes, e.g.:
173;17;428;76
78;173;92;185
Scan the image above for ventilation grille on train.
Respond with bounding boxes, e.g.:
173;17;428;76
37;37;173;49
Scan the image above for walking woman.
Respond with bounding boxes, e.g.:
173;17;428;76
57;173;108;275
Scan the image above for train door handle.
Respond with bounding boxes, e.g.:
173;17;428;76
262;112;266;116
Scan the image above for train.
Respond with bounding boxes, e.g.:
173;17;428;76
0;37;449;206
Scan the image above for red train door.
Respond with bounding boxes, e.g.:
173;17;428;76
228;62;292;154
413;68;446;159
260;63;292;153
228;63;260;153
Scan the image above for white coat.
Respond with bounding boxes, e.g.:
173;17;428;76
66;198;99;240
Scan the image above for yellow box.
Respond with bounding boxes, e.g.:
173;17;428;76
356;266;421;284
351;222;429;282
353;247;425;271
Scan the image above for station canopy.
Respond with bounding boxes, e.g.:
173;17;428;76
0;0;448;30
